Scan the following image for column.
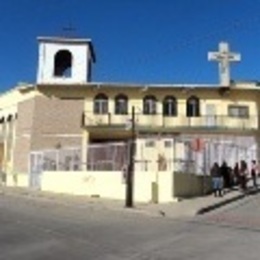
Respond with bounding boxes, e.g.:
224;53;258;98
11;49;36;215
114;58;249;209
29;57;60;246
81;130;89;171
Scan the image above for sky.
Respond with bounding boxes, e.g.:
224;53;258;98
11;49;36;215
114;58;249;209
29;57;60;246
0;0;260;91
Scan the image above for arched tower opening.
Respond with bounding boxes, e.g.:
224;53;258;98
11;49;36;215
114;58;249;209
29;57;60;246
54;50;73;77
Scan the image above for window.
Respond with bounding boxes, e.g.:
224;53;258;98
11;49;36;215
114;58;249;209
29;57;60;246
143;95;157;115
163;96;177;116
54;50;73;77
164;140;173;148
145;140;155;148
186;96;200;117
115;94;128;115
228;105;249;118
7;115;13;122
94;94;108;114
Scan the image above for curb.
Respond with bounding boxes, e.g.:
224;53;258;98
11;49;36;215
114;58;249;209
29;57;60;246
196;187;260;215
196;194;245;215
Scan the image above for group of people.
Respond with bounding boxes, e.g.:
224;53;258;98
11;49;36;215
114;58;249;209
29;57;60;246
210;160;259;197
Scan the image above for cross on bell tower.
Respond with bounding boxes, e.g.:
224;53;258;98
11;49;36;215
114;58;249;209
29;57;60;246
62;25;76;38
208;42;241;86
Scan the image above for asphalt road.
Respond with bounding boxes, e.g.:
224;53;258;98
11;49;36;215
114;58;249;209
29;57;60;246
1;191;260;259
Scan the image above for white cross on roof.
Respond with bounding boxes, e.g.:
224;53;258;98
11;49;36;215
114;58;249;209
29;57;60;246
208;42;241;86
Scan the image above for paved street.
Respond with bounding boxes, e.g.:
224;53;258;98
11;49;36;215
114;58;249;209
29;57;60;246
198;192;260;231
1;190;260;259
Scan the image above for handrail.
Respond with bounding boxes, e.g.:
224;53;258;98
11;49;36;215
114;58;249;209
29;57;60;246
82;112;258;130
83;111;258;117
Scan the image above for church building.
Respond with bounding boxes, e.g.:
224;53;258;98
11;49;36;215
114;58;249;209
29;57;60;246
0;36;259;202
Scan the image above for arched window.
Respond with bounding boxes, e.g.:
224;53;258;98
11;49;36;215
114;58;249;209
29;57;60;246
163;96;177;116
115;94;128;115
143;95;157;115
7;115;13;122
94;94;108;114
54;50;73;77
186;96;200;117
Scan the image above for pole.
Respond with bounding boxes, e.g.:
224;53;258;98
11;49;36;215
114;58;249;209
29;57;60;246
125;106;135;208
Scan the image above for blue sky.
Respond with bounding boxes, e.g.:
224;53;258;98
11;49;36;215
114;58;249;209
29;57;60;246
0;0;260;91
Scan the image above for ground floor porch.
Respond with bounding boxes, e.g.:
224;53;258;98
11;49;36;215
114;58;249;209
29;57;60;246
1;132;258;203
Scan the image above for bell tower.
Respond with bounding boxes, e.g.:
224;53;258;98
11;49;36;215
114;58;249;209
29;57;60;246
37;36;95;84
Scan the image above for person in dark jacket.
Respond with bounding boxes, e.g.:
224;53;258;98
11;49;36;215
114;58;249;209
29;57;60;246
233;162;240;186
220;161;230;192
251;160;258;188
239;160;249;192
210;162;223;197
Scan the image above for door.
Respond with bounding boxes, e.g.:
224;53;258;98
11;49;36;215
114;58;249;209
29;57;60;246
29;152;43;189
205;104;216;127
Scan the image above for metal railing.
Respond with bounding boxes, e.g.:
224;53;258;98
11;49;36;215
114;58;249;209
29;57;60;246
30;147;82;174
83;112;258;130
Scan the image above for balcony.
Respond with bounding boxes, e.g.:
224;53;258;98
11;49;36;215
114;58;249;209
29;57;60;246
83;112;258;132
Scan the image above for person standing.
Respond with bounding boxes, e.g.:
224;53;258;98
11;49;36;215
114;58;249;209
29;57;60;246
251;160;258;188
240;160;249;192
220;161;230;192
233;162;240;186
210;162;223;197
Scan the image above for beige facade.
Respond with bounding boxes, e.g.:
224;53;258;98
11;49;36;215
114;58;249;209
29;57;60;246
12;91;84;173
0;82;259;175
84;84;259;136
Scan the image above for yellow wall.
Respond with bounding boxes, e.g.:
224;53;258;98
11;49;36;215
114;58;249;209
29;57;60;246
4;169;209;203
38;170;210;203
84;87;258;114
83;87;259;131
1;85;257;144
0;87;40;172
41;171;156;202
40;170;174;203
6;172;28;187
0;87;38;115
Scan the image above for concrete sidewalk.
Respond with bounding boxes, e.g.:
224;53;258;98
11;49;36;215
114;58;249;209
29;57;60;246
0;185;257;219
138;189;248;219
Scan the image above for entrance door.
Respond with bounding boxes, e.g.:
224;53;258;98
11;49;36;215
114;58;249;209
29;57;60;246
29;152;43;189
205;104;216;127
